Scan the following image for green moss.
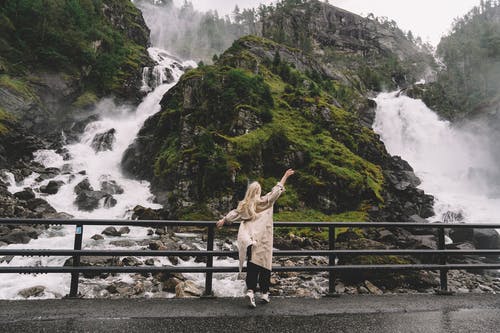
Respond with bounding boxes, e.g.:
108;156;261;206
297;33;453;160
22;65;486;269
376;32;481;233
179;205;216;221
0;107;15;135
0;75;35;99
275;210;368;240
1;0;150;98
150;35;390;219
72;91;98;109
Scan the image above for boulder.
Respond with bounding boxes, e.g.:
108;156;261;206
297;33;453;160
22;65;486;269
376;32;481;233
102;195;117;208
91;234;104;241
74;178;93;195
18;286;45;298
101;227;121;237
109;240;136;247
13;188;35;201
163;277;182;292
75;190;106;211
0;230;33;244
175;280;202;297
148;240;164;250
450;228;474;244
40;180;64;195
91;128;116;152
26;198;57;215
122;257;142;266
364;280;383;295
64;256;121;278
100;180;124;195
132;205;162;220
118;227;130;235
35;168;60;182
473;229;499;249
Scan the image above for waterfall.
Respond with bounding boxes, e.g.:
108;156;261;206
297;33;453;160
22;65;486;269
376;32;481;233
0;48;200;299
373;92;500;224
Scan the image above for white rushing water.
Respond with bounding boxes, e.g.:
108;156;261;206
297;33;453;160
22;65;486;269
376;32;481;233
0;48;246;299
373;92;500;224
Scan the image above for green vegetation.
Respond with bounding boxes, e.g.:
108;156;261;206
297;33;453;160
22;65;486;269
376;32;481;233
0;0;149;97
0;74;35;99
422;1;500;119
257;0;435;95
150;35;389;221
72;91;98;109
0;107;15;135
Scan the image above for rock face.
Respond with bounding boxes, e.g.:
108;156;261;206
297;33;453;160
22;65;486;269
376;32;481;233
260;0;436;90
91;129;116;152
123;35;434;222
0;0;152;178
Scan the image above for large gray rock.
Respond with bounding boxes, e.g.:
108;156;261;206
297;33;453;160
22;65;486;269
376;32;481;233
40;180;64;195
175;280;203;297
101;227;121;237
18;286;45;298
74;178;93;195
0;230;33;244
473;229;499;249
100;180;124;195
74;190;106;211
91;128;116;152
13;188;35;201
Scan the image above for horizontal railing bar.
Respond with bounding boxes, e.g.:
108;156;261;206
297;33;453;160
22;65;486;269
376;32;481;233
1;218;500;228
1;249;500;257
1;264;500;274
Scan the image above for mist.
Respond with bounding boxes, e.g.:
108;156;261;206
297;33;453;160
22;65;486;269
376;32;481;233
134;0;256;61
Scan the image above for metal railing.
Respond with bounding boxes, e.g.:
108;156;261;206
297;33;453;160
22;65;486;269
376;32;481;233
1;218;500;297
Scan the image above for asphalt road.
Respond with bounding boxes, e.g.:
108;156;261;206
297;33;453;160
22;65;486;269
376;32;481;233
0;294;499;332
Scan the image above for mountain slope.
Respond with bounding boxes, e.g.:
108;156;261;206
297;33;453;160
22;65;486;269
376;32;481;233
123;35;434;221
0;0;152;167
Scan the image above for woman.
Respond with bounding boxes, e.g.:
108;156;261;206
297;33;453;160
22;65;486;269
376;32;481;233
216;169;294;308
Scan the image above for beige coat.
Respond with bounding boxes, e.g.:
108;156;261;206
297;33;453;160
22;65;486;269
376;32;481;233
223;183;285;272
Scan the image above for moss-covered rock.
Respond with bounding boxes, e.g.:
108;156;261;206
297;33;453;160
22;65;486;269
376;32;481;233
123;35;434;221
0;0;152;137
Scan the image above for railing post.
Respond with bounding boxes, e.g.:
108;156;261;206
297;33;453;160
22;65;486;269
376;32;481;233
436;226;452;295
326;225;339;297
69;224;83;298
203;224;215;297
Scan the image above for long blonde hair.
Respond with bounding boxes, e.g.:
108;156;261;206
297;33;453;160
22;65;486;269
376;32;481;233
236;181;261;220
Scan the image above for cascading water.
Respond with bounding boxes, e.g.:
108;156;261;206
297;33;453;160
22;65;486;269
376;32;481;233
373;92;500;225
0;48;223;299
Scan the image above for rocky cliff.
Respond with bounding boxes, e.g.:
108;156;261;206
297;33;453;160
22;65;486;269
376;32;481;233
123;35;434;222
259;0;437;93
0;0;151;144
0;0;152;229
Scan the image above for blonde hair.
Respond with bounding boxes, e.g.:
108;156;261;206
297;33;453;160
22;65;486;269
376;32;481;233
236;181;261;220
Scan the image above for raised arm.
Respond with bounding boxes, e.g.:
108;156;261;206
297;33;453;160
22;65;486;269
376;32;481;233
216;209;240;229
279;169;295;187
258;169;295;209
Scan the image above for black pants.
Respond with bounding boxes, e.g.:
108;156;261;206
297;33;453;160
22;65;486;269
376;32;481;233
246;246;271;293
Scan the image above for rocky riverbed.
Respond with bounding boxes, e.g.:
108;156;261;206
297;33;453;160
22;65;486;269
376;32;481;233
3;217;499;300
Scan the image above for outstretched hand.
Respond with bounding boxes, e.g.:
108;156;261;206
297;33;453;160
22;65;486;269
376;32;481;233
280;168;294;186
216;219;225;229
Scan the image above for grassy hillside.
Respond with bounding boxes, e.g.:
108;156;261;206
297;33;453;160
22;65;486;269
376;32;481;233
124;36;434;222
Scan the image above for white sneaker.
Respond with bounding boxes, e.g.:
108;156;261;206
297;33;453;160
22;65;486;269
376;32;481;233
246;290;256;308
261;293;270;304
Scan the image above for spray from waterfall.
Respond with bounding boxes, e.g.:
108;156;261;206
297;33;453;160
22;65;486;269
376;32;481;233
373;92;500;223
